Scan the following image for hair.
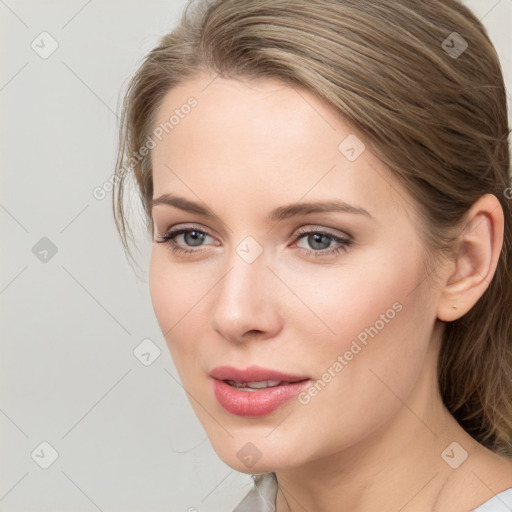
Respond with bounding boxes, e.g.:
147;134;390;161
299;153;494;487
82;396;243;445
113;0;512;456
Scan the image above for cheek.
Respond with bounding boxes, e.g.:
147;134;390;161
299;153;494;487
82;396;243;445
283;248;432;400
302;267;432;416
149;250;176;334
148;250;198;364
276;251;420;352
149;249;205;334
148;249;220;385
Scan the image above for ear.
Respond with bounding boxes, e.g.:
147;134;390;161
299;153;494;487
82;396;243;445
437;194;504;322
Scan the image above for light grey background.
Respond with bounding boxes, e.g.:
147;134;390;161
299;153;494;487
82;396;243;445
0;1;510;511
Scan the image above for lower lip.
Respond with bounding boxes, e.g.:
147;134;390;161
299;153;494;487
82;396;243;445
211;378;311;417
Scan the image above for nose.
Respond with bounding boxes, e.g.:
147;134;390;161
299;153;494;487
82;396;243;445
210;245;283;344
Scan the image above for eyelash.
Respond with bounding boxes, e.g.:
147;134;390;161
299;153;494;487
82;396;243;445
155;225;353;258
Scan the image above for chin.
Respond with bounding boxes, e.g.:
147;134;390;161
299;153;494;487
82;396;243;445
223;454;293;475
209;434;307;474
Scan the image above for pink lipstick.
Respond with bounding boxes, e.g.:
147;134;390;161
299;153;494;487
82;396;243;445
210;365;311;417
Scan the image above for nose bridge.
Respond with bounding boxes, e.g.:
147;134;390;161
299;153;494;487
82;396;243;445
211;238;280;340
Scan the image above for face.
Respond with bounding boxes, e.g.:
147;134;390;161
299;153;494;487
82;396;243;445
149;74;442;474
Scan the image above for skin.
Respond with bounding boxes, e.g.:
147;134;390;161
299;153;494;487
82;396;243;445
148;74;512;512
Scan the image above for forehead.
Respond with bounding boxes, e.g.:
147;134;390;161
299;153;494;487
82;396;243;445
149;74;415;224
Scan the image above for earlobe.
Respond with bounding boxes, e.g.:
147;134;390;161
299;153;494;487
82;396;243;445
437;194;504;322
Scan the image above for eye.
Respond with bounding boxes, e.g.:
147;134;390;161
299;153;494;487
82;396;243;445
155;226;216;256
292;227;352;257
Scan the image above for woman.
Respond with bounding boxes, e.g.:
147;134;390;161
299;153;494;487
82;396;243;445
113;0;512;510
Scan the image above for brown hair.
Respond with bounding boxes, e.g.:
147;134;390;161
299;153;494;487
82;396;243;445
113;0;512;456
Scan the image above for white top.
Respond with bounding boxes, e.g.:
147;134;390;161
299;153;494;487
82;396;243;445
233;473;512;512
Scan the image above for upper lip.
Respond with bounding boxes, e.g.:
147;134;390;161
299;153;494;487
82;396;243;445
210;365;310;383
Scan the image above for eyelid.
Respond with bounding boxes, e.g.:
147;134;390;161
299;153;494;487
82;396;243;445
157;223;215;239
293;225;352;241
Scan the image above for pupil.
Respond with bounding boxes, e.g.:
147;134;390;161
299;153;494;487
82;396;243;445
186;231;204;246
310;233;329;250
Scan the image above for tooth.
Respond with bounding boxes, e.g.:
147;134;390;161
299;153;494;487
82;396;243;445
246;380;281;389
227;380;283;389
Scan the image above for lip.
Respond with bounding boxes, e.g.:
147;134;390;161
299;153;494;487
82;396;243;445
210;365;310;383
210;365;311;417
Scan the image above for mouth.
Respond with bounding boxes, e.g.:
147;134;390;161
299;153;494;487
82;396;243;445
222;379;308;391
210;365;311;416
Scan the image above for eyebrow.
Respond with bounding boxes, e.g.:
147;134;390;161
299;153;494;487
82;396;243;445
150;193;375;222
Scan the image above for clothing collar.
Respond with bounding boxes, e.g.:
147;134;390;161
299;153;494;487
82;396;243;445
232;472;277;512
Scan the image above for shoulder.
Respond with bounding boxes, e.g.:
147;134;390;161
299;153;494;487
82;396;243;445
451;446;512;512
470;487;512;512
